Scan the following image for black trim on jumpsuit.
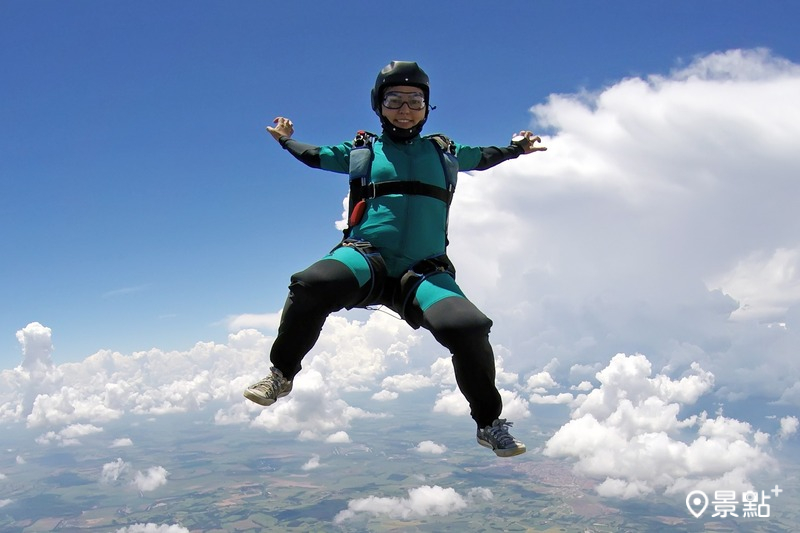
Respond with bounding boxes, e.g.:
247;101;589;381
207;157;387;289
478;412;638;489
268;257;503;428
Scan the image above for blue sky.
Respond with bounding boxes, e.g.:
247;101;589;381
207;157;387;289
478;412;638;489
2;1;799;365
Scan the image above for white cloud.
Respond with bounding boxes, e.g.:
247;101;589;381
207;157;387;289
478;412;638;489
380;373;435;392
307;313;421;391
301;454;321;471
526;371;558;393
571;381;593;392
779;416;799;440
708;248;800;321
325;431;351;444
110;438;133;448
16;322;54;372
432;389;469;417
447;47;800;402
224;310;282;332
35;423;103;446
371;390;398;401
334;485;492;523
415;441;447;454
544;353;775;498
115;524;189;533
776;381;800;406
0;499;12;508
133;466;169;492
498;388;530;422
247;369;380;440
530;392;574;405
101;458;130;484
2;327;275;429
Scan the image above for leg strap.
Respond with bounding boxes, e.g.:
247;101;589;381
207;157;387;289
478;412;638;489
330;239;388;308
395;254;456;325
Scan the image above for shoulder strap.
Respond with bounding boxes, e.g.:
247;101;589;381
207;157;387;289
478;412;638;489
425;134;459;193
345;131;378;237
424;134;460;246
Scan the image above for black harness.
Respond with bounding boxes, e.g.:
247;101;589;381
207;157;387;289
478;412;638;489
336;132;461;326
344;131;459;238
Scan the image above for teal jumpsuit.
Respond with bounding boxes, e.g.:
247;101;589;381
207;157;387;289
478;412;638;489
270;133;523;428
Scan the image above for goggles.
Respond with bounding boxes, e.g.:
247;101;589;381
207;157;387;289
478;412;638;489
382;91;426;110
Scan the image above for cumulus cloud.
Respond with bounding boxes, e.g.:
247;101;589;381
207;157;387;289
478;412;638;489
246;368;380;440
325;431;351;444
2;326;277;429
133;466;169;492
101;458;130;484
16;322;54;371
530;392;574;405
115;524;189;533
306;313;421;391
301;454;321;471
447;47;800;402
433;388;469;417
99;459;169;493
380;373;435;392
526;371;559;393
779;416;799;440
371;390;398;401
35;423;103;446
334;485;492;523
544;353;775;498
110;438;133;448
415;441;448;454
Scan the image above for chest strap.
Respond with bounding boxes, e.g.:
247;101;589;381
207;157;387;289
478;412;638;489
365;180;453;205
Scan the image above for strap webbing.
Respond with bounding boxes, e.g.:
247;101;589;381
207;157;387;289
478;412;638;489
365;180;453;204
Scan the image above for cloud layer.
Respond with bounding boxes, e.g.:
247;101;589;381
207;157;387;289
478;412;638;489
334;485;493;523
448;47;800;399
543;353;774;498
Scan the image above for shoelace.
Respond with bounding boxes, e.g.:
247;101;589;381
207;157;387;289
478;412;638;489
488;419;516;446
252;376;282;394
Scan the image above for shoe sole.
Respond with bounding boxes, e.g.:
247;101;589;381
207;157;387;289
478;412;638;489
243;388;291;406
477;437;527;457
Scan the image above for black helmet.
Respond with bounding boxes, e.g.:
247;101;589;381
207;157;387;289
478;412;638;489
371;61;430;113
371;61;430;140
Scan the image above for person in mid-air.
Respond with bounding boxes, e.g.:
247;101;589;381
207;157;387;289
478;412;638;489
244;61;547;457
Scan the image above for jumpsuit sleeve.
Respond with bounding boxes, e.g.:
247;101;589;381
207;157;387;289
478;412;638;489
278;136;352;174
466;144;524;170
279;137;322;167
457;144;525;171
474;144;526;170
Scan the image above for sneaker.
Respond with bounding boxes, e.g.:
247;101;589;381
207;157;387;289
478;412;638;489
243;367;293;406
477;419;527;457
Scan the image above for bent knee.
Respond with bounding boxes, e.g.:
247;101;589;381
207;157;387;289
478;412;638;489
288;260;363;309
423;297;493;341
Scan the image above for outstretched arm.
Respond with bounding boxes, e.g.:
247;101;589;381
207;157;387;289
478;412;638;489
473;130;547;170
266;116;322;168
